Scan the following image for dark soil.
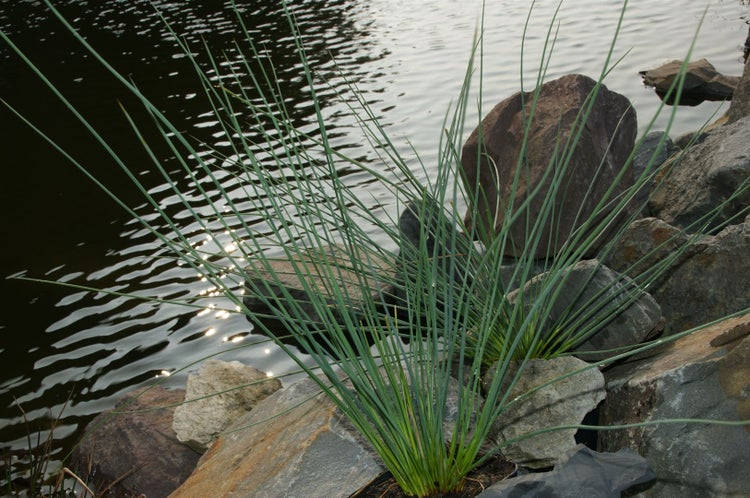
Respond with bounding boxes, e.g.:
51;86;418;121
349;454;517;498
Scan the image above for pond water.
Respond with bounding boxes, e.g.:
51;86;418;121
1;0;748;485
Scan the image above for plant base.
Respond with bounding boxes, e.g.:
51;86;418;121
349;454;516;498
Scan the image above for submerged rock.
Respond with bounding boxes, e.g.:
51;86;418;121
242;244;394;327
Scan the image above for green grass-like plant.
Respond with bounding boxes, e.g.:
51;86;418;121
2;0;750;496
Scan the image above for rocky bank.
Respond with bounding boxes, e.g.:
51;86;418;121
72;59;750;498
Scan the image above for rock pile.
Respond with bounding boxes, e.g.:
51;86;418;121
73;58;750;498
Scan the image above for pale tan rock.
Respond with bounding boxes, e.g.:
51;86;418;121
485;356;606;469
172;359;282;452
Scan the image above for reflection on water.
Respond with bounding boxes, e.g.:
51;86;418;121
0;0;748;482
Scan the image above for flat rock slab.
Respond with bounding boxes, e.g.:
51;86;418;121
243;244;394;324
168;377;385;498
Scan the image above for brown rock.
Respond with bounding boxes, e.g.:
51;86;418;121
461;74;637;258
640;58;740;106
71;386;199;498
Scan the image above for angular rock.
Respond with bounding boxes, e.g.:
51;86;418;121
632;131;679;212
603;217;692;282
640;58;740;105
598;312;750;498
508;259;663;361
485;356;606;469
168;377;385;498
461;74;637;258
71;387;199;498
727;50;750;123
172;359;282;452
648;115;750;232
477;444;654;498
243;244;394;326
606;215;750;334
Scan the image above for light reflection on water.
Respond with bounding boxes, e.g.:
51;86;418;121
0;0;747;479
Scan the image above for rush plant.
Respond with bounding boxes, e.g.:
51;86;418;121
2;0;749;496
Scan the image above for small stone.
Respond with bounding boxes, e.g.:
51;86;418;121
172;359;282;452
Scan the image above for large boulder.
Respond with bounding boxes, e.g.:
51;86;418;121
639;59;740;105
648;115;750;232
71;387;199;498
461;73;637;259
598;312;750;497
168;377;386;498
605;215;750;334
485;356;606;469
172;359;282;452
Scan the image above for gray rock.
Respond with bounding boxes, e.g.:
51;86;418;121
648;115;750;232
640;58;740;105
654;216;750;333
673;130;707;150
485;356;605;469
508;259;663;361
477;444;654;498
461;74;637;258
598;312;750;498
727;50;750;123
168;376;385;498
632;131;679;212
172;359;282;452
606;215;750;334
243;244;394;326
71;387;199;498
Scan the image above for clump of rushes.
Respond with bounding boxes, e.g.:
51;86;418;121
2;0;749;496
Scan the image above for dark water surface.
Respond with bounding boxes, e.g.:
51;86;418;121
1;0;748;485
